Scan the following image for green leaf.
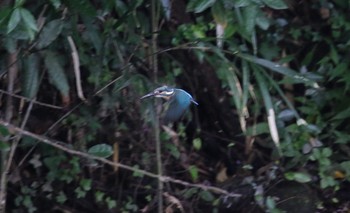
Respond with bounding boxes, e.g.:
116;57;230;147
266;196;276;209
221;65;242;111
80;178;92;191
193;138;202;150
75;187;87;198
242;61;250;112
56;191;67;204
330;45;339;64
246;122;270;136
0;7;12;26
334;131;350;144
132;165;144;177
0;125;10;137
15;0;25;7
165;142;180;159
340;161;350;175
284;172;312;183
255;10;270;30
311;148;321;160
278;109;295;121
262;0;288;9
322;148;332;157
95;191;105;202
320;176;336;189
242;5;258;36
83;26;102;54
88;144;113;158
19;8;38;32
189;165;199;182
255;69;280;151
183;188;198;199
114;0;128;14
3;37;17;53
238;53;313;84
262;71;301;120
199;190;215;202
105;197;117;209
36;19;63;49
44;51;70;97
329;63;347;81
211;1;227;25
305;124;321;134
49;0;61;9
7;8;21;33
0;141;10;150
234;0;252;7
66;0;96;16
22;53;40;98
332;107;350;120
187;0;216;13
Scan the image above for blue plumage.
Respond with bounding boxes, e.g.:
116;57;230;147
164;89;197;123
141;86;198;123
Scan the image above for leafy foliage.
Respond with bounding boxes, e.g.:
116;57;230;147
1;0;350;212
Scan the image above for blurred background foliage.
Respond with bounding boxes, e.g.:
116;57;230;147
1;0;350;212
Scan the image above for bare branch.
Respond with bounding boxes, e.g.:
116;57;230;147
67;36;86;102
0;51;19;213
4;51;18;122
0;89;63;110
0;120;241;199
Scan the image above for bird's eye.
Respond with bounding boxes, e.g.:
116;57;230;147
158;90;165;94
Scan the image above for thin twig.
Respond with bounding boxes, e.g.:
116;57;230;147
4;52;17;122
154;105;163;212
46;74;124;134
0;89;63;109
0;120;241;197
0;51;18;213
13;93;81;175
46;103;82;134
67;36;86;102
1;100;35;207
28;4;47;51
151;0;163;211
93;76;124;96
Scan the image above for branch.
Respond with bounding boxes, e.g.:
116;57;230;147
0;89;63;110
67;36;86;102
0;51;18;213
4;51;18;122
151;0;162;211
0;120;241;199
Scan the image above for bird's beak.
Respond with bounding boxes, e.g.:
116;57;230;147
140;92;155;100
191;99;199;105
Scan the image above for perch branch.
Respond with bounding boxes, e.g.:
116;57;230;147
0;89;63;109
0;120;241;199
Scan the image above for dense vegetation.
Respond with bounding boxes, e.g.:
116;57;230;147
1;0;350;212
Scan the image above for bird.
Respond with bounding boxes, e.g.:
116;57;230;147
140;86;198;123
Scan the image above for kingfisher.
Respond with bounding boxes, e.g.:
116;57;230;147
140;86;198;123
